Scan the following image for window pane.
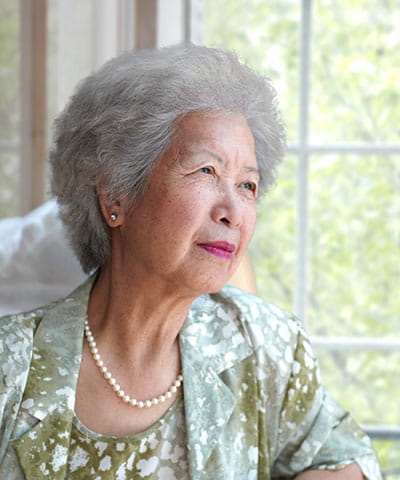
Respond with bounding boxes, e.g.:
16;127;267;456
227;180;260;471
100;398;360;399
311;0;400;143
203;0;300;142
0;0;19;143
0;0;19;218
0;152;19;217
372;440;400;479
314;348;400;473
47;0;96;126
308;154;400;336
250;156;296;311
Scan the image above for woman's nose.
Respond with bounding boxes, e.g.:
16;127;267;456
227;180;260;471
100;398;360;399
211;188;242;228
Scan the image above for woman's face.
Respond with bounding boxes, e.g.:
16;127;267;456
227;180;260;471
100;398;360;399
118;111;259;297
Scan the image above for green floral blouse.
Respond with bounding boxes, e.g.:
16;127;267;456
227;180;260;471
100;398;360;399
0;275;382;479
67;397;188;478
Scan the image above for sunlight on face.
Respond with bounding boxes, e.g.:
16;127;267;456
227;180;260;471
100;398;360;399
119;111;258;297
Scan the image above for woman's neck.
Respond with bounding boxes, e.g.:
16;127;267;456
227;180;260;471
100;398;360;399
87;261;195;365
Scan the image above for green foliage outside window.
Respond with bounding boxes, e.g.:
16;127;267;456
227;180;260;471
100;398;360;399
0;0;19;217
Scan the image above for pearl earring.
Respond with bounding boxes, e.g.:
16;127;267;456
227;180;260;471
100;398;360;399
110;213;117;221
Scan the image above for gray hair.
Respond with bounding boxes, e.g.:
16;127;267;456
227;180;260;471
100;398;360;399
50;44;285;273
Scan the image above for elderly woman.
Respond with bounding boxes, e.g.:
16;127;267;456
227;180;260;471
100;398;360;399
0;45;380;479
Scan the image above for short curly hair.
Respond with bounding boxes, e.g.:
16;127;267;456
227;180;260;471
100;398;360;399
50;44;286;273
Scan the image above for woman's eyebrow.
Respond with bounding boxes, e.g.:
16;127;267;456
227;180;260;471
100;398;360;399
244;166;260;177
188;148;259;176
188;147;224;164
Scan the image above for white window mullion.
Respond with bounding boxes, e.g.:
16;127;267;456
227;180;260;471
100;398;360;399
117;0;136;52
91;0;119;70
288;143;400;155
295;0;313;323
184;0;204;44
311;336;400;351
157;0;185;47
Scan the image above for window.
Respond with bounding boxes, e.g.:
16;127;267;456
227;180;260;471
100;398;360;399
188;0;400;473
0;0;19;217
0;0;185;219
1;0;398;473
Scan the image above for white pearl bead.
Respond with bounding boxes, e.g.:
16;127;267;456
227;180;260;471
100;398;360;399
84;317;182;409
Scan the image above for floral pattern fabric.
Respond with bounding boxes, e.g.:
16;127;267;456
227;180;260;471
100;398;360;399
67;398;189;479
0;275;382;479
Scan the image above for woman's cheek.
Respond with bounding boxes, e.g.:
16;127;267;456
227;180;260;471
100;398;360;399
244;204;257;234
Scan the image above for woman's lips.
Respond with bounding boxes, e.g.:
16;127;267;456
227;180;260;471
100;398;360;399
197;241;236;260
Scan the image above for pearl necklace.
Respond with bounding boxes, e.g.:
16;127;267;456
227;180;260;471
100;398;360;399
84;319;183;409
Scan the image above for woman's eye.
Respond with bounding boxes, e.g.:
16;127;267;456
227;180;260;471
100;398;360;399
199;166;214;174
242;182;257;193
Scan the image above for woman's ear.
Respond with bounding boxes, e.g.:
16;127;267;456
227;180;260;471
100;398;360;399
98;194;125;227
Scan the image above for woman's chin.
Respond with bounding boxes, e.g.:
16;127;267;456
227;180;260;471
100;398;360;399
175;269;230;297
193;274;230;295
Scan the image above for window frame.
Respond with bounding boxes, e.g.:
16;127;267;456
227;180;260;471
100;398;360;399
7;0;186;218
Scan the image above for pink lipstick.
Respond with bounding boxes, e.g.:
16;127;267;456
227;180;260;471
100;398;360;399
198;241;235;260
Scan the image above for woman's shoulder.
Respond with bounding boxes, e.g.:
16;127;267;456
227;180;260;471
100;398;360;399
0;275;92;347
210;285;307;351
0;305;48;353
212;285;301;329
0;305;51;398
0;307;42;333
